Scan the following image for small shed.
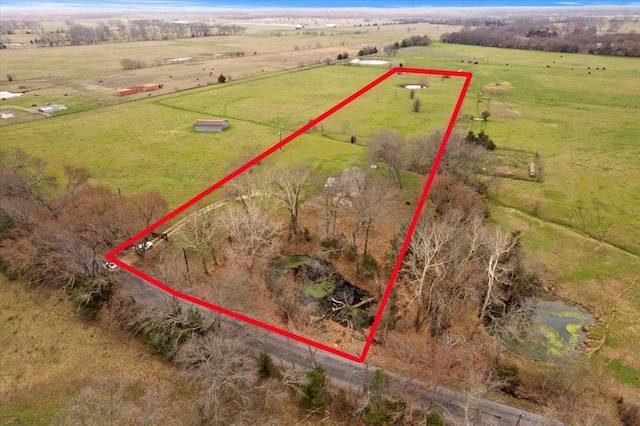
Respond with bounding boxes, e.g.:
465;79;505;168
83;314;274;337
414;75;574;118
114;88;138;96
135;83;163;92
38;106;54;115
195;119;230;132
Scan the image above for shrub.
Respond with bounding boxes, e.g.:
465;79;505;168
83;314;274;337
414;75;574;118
120;58;145;70
491;362;521;396
425;411;446;425
129;299;208;360
64;273;115;319
298;365;330;411
361;369;406;424
359;252;379;278
217;74;226;83
303;227;313;242
320;233;347;257
343;244;357;261
257;352;279;380
413;98;421;112
465;130;496;150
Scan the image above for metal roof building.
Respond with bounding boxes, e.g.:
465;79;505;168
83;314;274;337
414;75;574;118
194;119;230;132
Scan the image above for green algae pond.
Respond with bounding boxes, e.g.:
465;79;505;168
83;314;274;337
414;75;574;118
507;300;595;361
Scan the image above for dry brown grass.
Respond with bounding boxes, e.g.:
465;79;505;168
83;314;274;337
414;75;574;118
0;276;177;422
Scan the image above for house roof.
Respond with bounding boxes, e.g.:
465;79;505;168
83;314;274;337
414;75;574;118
195;119;228;126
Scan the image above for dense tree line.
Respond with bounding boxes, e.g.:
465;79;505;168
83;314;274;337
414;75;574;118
0;148;169;317
383;35;432;55
441;20;640;57
1;19;247;47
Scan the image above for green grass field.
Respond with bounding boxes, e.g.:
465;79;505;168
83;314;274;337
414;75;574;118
397;43;640;255
0;63;464;205
1;39;639;398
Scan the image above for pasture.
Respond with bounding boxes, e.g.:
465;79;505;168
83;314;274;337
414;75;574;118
0;64;464;204
0;20;459;118
1;33;639;397
395;43;640;391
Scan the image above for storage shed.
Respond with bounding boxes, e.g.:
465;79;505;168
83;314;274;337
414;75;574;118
135;83;163;92
195;119;230;132
114;88;138;96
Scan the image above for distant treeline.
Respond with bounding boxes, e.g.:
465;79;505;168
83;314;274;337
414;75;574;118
441;21;640;57
0;19;246;47
383;35;432;55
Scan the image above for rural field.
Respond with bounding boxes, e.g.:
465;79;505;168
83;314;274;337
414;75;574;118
0;276;179;424
1;10;639;422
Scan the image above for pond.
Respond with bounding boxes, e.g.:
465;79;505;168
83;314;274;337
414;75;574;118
268;255;375;330
0;91;23;99
506;300;595;361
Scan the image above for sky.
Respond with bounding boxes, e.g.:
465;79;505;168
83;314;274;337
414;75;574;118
1;0;639;9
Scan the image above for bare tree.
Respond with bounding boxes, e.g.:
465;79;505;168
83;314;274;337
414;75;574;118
406;130;442;174
221;169;263;214
400;211;455;322
220;202;282;270
349;174;397;257
176;334;254;425
63;164;91;191
368;130;405;188
476;229;519;335
130;190;169;229
176;210;221;271
267;165;313;239
398;207;487;333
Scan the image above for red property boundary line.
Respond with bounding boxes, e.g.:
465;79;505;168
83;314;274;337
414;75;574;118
107;67;473;363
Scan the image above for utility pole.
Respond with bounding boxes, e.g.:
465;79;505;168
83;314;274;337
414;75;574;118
182;247;192;287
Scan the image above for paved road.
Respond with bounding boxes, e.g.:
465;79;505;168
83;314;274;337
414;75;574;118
121;272;564;426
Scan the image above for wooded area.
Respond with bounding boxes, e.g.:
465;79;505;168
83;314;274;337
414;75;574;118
441;19;640;57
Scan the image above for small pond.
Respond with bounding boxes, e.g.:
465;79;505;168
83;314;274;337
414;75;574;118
268;255;375;330
0;91;23;99
349;59;391;66
506;300;595;361
403;84;427;90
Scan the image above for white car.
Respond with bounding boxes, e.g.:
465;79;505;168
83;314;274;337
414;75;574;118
103;261;118;270
137;241;154;251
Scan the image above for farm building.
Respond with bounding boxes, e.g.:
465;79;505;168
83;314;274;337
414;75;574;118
135;83;164;92
114;88;138;96
194;119;230;132
38;106;54;115
1;111;15;119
